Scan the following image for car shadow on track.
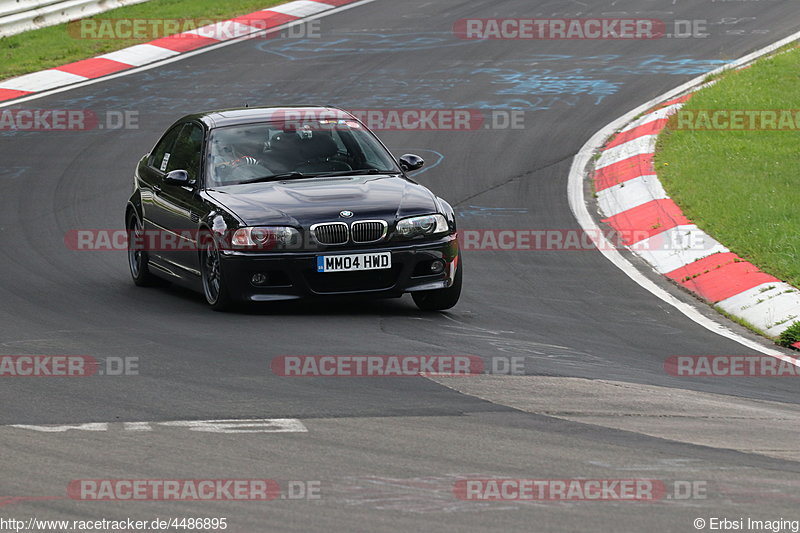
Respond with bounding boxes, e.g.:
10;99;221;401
134;281;459;318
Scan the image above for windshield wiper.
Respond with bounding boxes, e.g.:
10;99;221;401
313;169;399;177
238;168;397;184
239;172;314;184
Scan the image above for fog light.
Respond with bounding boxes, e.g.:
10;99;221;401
251;273;269;285
430;260;446;274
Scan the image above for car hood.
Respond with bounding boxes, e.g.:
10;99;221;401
206;175;440;227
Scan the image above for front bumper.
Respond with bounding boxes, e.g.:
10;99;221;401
219;234;460;302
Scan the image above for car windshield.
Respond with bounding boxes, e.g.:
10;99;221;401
205;119;400;186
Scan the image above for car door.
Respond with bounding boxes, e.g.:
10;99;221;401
147;121;206;276
138;124;181;265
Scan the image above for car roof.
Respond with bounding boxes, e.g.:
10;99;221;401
179;106;355;129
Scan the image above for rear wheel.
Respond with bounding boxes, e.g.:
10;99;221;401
412;255;462;311
201;237;234;311
127;211;159;287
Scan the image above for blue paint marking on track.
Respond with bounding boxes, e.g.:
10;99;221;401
0;167;29;179
256;34;730;110
25;35;732;119
470;68;621;105
37;37;733;125
256;32;477;61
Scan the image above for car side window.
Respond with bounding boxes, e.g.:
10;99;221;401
149;125;182;173
166;123;204;181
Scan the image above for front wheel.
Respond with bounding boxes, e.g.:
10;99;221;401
201;237;234;311
412;255;462;311
127;211;159;287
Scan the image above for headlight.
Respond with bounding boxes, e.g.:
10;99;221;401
231;227;301;250
395;214;449;238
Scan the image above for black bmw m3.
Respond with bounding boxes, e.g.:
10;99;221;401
125;106;462;311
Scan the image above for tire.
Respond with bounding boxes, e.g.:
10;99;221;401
412;255;462;311
127;211;160;287
200;236;234;311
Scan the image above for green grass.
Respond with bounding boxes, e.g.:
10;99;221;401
777;321;800;347
0;0;287;81
655;45;800;288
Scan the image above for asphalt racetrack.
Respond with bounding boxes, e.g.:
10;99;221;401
1;1;800;531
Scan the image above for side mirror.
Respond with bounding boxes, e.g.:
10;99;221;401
164;169;193;186
398;154;425;172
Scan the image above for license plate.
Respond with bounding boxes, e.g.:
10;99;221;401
317;252;391;273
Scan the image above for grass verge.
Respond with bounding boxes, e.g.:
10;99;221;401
0;0;287;81
777;321;800;348
655;45;800;287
